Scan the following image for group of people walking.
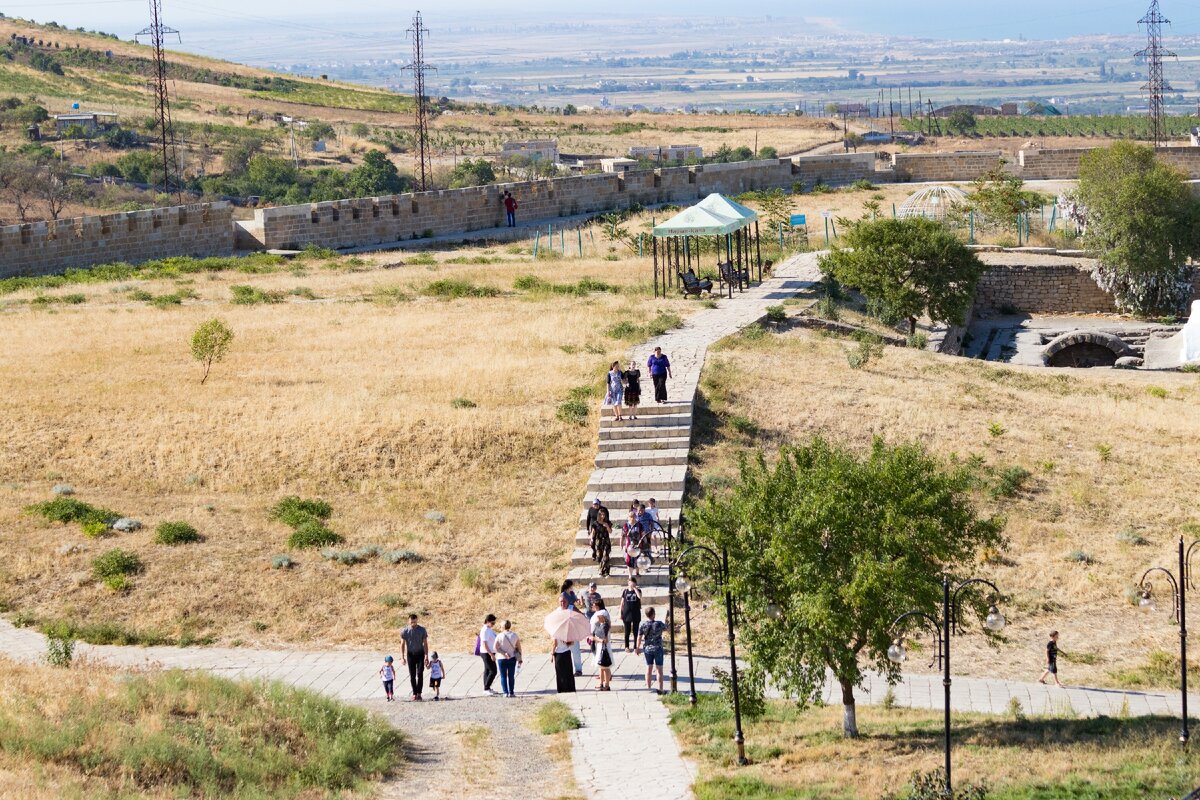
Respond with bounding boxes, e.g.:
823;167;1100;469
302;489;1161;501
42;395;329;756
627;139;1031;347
605;347;673;421
586;497;662;578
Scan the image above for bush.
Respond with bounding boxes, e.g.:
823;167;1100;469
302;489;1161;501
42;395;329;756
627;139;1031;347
764;304;787;323
230;285;283;305
727;415;759;436
450;397;477;408
898;769;988;800
847;334;884;369
270;496;333;527
44;622;75;668
155;521;202;545
381;549;423;564
288;521;343;549
1063;549;1096;565
92;549;142;590
271;554;295;569
422;279;500;299
907;332;928;350
27;498;121;536
191;317;234;385
990;466;1031;499
535;701;582;734
556;398;589;425
711;664;766;720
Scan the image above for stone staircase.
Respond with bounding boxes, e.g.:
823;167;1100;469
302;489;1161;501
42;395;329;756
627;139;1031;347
569;400;693;635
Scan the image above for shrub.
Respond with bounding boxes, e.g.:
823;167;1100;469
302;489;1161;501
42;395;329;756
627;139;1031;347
1116;528;1150;546
907;332;928;349
900;769;988;800
379;593;406;607
229;285;283;305
381;549;423;564
1097;443;1113;462
847;335;884;369
535;701;582;734
155;521;201;545
987;421;1006;438
727;415;759;436
881;687;897;710
190;318;234;385
1064;549;1096;565
270;496;333;527
92;548;142;590
850;178;877;191
816;294;840;321
990;466;1031;499
44;621;75;668
1146;385;1169;399
26;498;120;531
271;554;295;569
288;521;343;549
423;279;499;299
556;398;589;425
764;304;787;323
451;397;477;408
711;664;766;720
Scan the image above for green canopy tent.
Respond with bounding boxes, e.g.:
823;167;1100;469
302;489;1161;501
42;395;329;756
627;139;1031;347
651;193;763;297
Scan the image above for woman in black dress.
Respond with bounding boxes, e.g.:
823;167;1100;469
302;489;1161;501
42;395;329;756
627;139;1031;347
623;360;642;420
590;507;612;577
620;577;643;651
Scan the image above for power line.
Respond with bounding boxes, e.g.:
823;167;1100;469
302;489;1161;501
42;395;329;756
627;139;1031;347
1136;0;1175;147
135;0;182;201
402;11;436;192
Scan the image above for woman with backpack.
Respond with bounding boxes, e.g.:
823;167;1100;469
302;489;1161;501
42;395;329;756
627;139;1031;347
590;598;613;690
621;509;644;578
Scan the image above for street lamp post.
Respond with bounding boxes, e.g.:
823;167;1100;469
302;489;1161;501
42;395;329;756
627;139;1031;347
665;519;678;694
889;575;1005;798
673;543;748;765
1137;535;1199;746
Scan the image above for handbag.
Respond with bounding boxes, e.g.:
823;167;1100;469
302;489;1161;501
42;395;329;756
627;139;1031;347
598;644;613;668
473;635;481;656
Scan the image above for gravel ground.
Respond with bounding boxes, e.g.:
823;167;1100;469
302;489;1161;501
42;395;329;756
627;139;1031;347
359;693;574;800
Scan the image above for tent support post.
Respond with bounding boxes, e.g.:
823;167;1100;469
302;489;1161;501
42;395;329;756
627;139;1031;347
755;221;762;282
653;236;659;298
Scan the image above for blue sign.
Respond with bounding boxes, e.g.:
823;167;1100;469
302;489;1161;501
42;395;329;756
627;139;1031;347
790;214;807;226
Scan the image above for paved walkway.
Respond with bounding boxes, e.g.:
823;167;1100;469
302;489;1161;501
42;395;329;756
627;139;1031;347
2;250;1194;797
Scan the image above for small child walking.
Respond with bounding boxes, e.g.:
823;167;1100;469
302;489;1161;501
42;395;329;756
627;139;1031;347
429;652;446;700
1037;630;1063;687
380;655;396;702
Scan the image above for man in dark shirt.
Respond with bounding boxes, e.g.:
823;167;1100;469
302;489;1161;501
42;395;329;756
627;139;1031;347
647;347;672;404
503;191;518;227
1037;630;1062;687
400;614;430;700
586;498;608;551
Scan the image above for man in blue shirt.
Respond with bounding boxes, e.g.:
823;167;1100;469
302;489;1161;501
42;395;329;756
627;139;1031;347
647;347;672;404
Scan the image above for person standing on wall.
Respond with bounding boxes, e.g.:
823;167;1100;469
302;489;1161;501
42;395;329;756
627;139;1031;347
399;613;430;701
647;347;672;404
503;191;518;227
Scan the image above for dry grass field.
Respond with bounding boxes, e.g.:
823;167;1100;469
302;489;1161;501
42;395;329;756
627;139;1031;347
689;324;1200;688
0;245;691;652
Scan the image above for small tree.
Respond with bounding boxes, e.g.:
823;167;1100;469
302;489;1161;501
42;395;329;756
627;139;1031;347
947;109;977;135
689;437;1004;738
190;318;234;385
819;217;985;334
1075;141;1200;316
964;164;1040;234
844;132;864;152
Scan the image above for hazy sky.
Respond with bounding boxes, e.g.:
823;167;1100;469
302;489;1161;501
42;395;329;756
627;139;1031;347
6;0;1198;44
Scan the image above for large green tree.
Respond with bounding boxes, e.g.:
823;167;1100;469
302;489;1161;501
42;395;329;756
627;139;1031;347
1076;141;1200;316
688;437;1004;738
819;217;985;334
347;150;410;197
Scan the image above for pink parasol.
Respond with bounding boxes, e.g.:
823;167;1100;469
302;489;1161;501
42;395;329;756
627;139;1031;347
543;607;591;642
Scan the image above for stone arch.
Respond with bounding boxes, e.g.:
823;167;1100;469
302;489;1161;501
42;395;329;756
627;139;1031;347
1042;331;1136;368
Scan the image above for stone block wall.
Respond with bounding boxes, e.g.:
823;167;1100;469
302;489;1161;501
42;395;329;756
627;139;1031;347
974;262;1116;313
892;150;1006;182
0;202;234;280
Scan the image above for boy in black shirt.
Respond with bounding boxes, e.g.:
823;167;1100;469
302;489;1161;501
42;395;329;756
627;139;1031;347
1037;630;1062;687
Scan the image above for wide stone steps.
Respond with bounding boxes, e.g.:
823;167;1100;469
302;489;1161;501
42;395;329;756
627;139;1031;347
568;565;669;588
586;465;688;494
599;425;691;441
599;412;692;430
600;401;692;417
596;436;691;454
578;492;683;512
594;449;689;469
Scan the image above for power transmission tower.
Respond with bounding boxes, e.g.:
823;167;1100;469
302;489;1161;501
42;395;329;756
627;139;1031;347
402;11;436;191
1137;0;1175;147
135;0;182;200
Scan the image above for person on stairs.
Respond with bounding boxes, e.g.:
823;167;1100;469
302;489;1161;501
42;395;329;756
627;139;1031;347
591;598;613;691
551;595;577;694
590;507;612;577
605;361;625;421
623;360;642;420
620;577;643;652
647;347;672;404
560;580;585;676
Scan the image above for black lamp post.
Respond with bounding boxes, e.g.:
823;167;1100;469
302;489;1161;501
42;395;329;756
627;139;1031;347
1136;535;1199;747
889;576;1006;798
665;518;678;694
673;542;748;765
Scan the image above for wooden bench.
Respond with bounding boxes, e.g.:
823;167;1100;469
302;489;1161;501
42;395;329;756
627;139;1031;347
677;270;713;296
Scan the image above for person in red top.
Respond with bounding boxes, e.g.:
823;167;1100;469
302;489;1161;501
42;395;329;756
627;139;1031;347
503;191;518;227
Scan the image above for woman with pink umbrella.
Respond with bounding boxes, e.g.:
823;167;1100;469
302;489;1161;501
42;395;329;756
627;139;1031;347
545;595;591;693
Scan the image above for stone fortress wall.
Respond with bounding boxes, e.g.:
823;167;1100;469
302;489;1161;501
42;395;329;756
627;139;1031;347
1;202;235;280
7;144;1200;279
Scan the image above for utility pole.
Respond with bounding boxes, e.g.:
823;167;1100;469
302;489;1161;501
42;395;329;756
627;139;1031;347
1137;0;1175;147
135;0;181;201
403;11;436;191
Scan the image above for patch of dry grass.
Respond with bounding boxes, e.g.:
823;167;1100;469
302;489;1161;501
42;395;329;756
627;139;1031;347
690;329;1200;686
0;251;693;651
668;694;1196;800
